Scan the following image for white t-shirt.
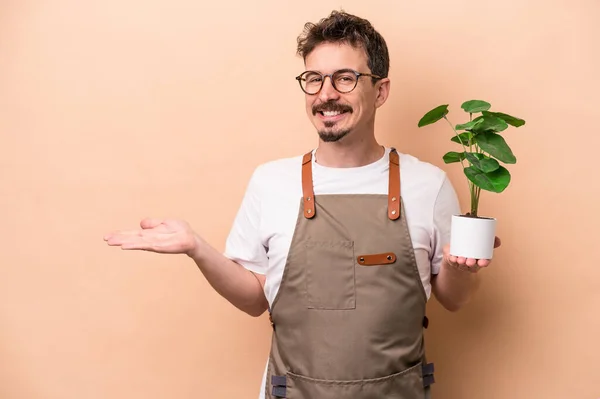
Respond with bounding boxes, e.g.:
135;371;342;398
223;147;461;398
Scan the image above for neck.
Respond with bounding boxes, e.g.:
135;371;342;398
315;135;384;168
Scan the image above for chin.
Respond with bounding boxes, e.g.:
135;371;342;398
318;129;351;142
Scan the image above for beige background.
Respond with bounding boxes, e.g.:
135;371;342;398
1;0;599;398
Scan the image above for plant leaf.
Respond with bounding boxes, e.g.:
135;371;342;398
464;165;511;193
461;100;491;113
475;132;517;164
456;118;484;131
418;104;449;127
443;151;465;164
464;152;500;173
451;132;473;145
482;111;526;127
471;114;508;133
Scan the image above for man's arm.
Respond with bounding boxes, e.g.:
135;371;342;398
428;175;501;312
104;218;269;317
431;238;501;312
189;235;268;317
104;167;270;317
431;250;482;312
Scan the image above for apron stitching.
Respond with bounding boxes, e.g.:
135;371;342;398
399;198;429;303
269;197;307;313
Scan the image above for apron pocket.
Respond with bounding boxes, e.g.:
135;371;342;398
305;240;355;310
285;363;424;399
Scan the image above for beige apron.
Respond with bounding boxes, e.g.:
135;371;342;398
265;148;435;398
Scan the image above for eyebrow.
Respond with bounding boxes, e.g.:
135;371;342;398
304;68;358;74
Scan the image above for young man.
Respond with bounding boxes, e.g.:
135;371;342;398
104;10;500;399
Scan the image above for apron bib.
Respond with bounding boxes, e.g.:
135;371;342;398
265;148;434;398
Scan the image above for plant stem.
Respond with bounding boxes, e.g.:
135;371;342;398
469;182;474;215
471;185;480;217
444;115;477;215
443;116;468;169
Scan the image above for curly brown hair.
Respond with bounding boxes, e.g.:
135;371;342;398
296;10;390;81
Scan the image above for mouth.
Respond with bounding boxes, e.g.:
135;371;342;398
313;104;352;123
318;110;348;122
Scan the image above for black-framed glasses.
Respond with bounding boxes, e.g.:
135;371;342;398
295;69;383;95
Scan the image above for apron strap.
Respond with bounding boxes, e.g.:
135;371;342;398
302;151;316;219
422;362;435;387
388;148;401;220
271;375;287;397
302;148;401;220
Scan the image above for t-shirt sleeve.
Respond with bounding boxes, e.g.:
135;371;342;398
223;167;268;275
431;175;461;275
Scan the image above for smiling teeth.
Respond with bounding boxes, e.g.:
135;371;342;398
323;111;341;116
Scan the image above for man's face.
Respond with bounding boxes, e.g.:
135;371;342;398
302;42;389;143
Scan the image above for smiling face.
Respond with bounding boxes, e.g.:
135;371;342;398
302;42;390;143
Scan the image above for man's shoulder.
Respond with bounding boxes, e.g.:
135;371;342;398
395;151;459;229
397;151;448;185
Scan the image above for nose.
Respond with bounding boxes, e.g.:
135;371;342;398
317;75;340;102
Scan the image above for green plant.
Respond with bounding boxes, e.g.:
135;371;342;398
417;100;525;217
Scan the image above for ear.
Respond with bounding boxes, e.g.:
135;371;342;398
374;78;391;108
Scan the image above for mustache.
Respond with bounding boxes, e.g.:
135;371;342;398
312;101;353;115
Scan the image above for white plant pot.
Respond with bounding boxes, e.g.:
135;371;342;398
449;214;497;260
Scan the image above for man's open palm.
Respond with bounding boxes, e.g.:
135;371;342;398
104;218;198;256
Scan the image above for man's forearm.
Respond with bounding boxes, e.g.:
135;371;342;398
188;237;268;317
432;262;481;312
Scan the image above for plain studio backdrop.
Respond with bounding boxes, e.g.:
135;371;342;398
1;0;598;398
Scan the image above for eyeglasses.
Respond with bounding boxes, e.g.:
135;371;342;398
295;69;383;95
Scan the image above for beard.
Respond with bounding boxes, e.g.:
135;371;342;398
313;100;353;143
318;126;351;142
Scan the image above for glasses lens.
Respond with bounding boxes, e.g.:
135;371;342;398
332;71;358;93
300;72;322;94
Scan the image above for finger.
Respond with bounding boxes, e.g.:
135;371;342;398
104;230;142;241
121;242;156;251
141;218;163;229
105;233;149;247
448;255;457;264
494;236;502;248
478;259;491;267
465;258;477;267
108;237;161;252
456;257;466;265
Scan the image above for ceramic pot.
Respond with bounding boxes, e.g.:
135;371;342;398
449;214;497;259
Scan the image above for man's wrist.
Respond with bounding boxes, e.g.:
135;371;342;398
186;234;207;261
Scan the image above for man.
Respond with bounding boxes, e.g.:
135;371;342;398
104;10;500;398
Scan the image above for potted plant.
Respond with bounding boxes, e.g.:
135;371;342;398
417;100;525;259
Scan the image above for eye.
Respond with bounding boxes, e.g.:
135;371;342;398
335;73;356;83
304;73;322;83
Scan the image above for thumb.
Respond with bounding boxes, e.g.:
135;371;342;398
140;218;163;229
442;243;450;256
494;236;502;248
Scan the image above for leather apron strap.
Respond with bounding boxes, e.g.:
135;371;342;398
301;148;401;220
301;152;315;219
